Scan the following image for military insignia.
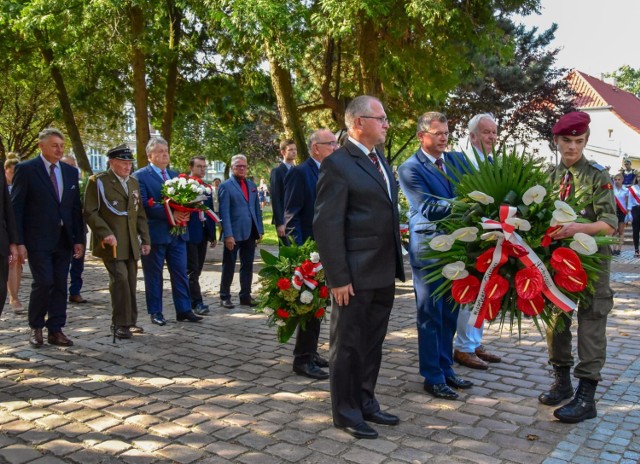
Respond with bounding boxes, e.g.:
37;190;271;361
571;130;577;135
132;190;140;209
602;183;613;190
112;200;119;206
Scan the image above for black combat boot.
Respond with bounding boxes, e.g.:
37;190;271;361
553;378;598;423
538;366;573;405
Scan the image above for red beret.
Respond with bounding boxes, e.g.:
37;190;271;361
552;112;591;136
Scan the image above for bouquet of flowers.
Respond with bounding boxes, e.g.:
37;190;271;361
422;149;616;333
149;174;219;235
256;239;330;343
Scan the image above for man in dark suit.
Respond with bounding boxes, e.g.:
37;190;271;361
398;112;473;400
218;154;263;308
0;162;18;317
313;96;405;440
11;128;85;347
84;145;151;339
284;128;337;380
186;155;217;315
270;139;297;244
133;136;202;325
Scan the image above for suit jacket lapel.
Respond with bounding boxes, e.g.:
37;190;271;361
344;141;390;200
307;158;319;183
231;176;248;202
107;170;129;199
416;150;451;196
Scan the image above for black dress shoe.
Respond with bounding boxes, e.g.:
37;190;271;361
239;297;258;307
445;375;473;389
293;362;329;380
424;383;459;400
177;311;203;322
150;313;167;326
336;422;378;439
314;354;329;368
113;326;132;339
220;299;235;309
363;410;399;426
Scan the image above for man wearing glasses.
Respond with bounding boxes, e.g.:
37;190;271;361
283;129;337;380
314;96;405;439
218;155;263;309
398;112;473;400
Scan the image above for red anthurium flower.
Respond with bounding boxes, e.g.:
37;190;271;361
515;267;544;299
476;247;496;273
503;242;528;258
277;278;291;291
484;299;501;321
485;274;509;301
541;225;562;247
554;268;588;292
517;294;545;316
451;275;481;304
276;308;290;319
319;286;329;299
314;307;325;318
550;247;583;274
301;260;316;275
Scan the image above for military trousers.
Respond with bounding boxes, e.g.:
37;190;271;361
546;263;614;381
103;258;139;326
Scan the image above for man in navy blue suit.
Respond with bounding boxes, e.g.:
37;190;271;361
133;137;202;325
218;154;263;308
283;128;337;380
270;139;297;245
11;128;85;347
398;112;473;400
186;155;217;315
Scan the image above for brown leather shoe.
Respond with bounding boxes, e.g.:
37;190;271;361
29;328;43;347
475;345;501;363
453;350;488;370
47;331;74;347
69;294;88;304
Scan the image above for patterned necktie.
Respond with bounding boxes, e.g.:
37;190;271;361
368;151;384;176
161;169;168;181
559;170;572;201
435;158;444;172
49;164;60;201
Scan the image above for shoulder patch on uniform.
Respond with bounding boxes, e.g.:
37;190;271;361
589;161;606;172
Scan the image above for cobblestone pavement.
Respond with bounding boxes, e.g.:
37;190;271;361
0;246;638;464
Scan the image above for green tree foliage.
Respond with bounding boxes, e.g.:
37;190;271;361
606;65;640;96
446;21;575;151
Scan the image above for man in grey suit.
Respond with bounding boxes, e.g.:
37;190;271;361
313;95;405;439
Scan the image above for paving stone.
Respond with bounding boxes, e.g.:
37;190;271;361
0;444;44;464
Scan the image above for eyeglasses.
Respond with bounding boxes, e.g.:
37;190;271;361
316;141;338;147
424;131;450;138
359;115;389;124
233;165;247;169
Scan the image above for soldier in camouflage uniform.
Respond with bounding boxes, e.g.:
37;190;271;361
84;145;151;340
539;112;617;423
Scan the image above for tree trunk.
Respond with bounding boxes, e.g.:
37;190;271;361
160;0;183;147
35;31;93;175
357;17;382;97
128;4;151;167
265;43;307;160
319;38;346;129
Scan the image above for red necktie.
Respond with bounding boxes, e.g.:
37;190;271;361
368;152;383;176
559;171;572;201
50;164;60;201
239;178;249;201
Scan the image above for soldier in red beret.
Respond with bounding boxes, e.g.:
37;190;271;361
539;112;617;423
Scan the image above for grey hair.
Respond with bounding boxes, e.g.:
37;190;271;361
345;95;380;130
307;129;332;152
468;113;497;135
230;154;247;167
39;128;65;141
146;136;168;155
416;112;447;134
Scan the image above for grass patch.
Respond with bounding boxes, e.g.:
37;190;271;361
260;208;278;246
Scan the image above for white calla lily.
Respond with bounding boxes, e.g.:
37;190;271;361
442;261;469;280
552;200;577;224
451;227;479;242
428;234;454;251
468;191;495;205
522;185;546;205
505;217;531;231
570;233;598;255
481;231;505;241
